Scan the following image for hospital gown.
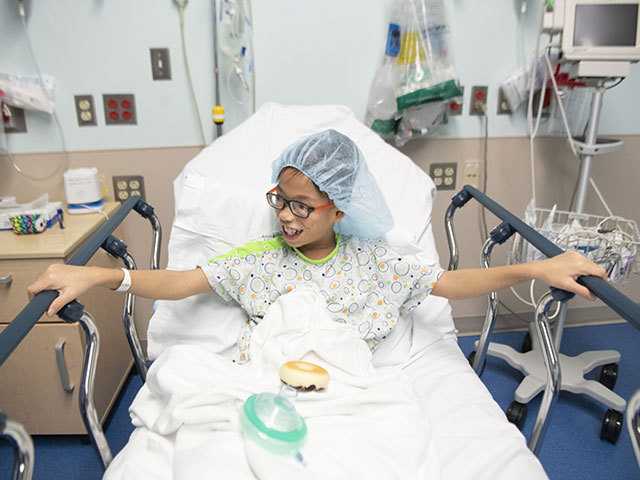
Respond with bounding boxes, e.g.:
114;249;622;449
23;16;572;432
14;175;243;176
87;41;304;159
200;234;444;362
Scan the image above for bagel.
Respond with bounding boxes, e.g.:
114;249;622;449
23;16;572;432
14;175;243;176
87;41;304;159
279;361;329;391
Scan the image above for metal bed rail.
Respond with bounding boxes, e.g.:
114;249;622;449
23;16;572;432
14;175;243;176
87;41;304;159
0;410;34;480
0;196;162;472
445;185;640;455
628;390;640;468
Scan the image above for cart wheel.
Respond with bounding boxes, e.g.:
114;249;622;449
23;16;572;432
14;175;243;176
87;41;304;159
467;351;476;367
521;332;532;353
600;409;623;444
506;401;528;430
598;363;618;391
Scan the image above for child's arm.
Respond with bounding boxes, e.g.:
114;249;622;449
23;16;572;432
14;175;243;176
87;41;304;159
432;251;608;301
27;264;211;317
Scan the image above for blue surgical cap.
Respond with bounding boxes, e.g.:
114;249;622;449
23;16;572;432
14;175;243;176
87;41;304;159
271;129;393;239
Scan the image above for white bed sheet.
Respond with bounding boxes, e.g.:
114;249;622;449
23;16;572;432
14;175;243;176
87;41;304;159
404;336;548;480
106;335;547;480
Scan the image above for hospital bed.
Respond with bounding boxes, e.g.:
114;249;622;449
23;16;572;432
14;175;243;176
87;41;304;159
107;103;550;479
1;103;639;478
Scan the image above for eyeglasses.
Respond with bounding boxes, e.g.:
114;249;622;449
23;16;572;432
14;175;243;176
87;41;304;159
266;188;333;219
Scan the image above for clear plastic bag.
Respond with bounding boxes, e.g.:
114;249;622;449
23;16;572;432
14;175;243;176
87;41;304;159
365;0;461;145
500;59;546;113
544;86;591;137
0;73;55;114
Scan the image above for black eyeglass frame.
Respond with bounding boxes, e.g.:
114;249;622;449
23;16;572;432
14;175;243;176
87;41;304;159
265;188;333;219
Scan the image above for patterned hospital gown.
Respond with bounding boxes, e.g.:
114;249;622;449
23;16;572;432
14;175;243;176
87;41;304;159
200;234;444;363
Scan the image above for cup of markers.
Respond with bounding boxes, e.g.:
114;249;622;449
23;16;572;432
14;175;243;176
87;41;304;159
9;213;47;235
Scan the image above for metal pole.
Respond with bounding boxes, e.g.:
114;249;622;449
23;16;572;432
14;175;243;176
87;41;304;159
77;312;113;468
529;293;562;455
2;418;34;480
472;237;500;375
555;85;605;350
121;253;148;381
627;389;640;467
212;0;223;139
553;302;567;351
574;86;605;214
148;213;162;270
445;203;459;271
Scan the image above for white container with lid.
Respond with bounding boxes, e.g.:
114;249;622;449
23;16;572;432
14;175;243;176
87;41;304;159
63;168;103;214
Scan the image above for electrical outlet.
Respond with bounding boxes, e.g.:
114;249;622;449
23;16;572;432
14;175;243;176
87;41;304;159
447;86;464;116
429;162;457;191
462;160;481;188
2;104;27;133
497;87;512;115
470;86;488;116
112;175;146;202
150;48;172;81
74;95;97;126
103;94;137;125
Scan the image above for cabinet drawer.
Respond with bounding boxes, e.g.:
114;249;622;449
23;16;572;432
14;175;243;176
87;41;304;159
0;322;85;433
0;250;121;324
0;258;58;324
0;320;132;434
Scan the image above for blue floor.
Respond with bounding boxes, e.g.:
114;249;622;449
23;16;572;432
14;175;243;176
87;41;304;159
1;322;639;479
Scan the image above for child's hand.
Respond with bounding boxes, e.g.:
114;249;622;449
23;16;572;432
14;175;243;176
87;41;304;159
532;251;608;301
27;265;105;317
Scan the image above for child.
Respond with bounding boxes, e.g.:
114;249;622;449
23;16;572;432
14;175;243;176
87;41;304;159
28;130;607;362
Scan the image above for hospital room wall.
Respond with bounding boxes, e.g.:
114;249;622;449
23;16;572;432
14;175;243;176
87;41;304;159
2;0;640;154
2;136;639;340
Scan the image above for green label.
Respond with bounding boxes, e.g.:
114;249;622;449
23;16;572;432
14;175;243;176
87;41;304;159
371;118;397;135
396;80;463;111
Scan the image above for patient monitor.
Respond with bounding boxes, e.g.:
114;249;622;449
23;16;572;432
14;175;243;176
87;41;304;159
545;0;640;77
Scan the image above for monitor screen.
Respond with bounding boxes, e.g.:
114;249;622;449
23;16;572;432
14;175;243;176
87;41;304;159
574;4;638;47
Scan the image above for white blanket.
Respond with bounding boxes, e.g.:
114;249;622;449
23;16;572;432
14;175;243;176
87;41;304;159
105;288;440;479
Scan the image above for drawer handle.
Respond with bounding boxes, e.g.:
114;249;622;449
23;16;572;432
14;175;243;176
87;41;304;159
0;274;12;287
55;340;75;393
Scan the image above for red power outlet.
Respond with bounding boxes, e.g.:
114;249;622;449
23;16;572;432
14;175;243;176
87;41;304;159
103;94;137;125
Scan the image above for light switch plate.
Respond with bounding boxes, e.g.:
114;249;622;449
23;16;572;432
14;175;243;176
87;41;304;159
429;162;457;191
150;48;172;80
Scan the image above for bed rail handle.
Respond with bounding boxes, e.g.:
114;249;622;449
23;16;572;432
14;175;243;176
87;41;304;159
447;185;640;331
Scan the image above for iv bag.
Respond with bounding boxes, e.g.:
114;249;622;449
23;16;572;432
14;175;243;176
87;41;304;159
218;0;255;113
365;0;461;145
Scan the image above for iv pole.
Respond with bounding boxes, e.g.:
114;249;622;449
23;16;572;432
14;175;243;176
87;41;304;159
551;80;624;350
212;0;224;139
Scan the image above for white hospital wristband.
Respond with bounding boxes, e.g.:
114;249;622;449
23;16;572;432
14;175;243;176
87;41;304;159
115;268;132;293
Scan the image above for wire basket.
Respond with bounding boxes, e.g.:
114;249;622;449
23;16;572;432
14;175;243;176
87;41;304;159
509;207;640;283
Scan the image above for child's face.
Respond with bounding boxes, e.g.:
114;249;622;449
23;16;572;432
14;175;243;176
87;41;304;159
274;168;343;249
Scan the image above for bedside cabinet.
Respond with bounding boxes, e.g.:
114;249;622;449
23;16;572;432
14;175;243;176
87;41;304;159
0;203;133;434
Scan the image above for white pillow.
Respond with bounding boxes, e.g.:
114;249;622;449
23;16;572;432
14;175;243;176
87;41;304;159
147;103;453;361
